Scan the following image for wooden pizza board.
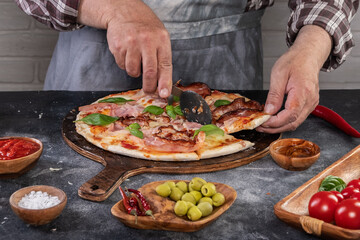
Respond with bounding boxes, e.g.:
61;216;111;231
62;109;281;202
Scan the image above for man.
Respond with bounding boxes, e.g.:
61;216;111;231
15;0;358;134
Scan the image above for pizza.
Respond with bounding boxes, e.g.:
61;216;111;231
75;82;270;161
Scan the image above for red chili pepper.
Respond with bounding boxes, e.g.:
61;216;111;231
128;188;155;219
311;105;360;138
129;197;145;216
118;186;140;223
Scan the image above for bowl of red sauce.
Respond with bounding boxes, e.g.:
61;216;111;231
269;138;320;171
0;137;43;176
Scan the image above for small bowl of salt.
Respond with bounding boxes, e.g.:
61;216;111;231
9;185;67;226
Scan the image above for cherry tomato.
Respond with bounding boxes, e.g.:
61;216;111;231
351;192;360;201
330;191;344;203
308;191;338;223
335;199;360;229
341;187;360;199
347;179;360;189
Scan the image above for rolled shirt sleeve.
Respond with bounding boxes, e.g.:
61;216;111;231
14;0;83;31
287;0;359;71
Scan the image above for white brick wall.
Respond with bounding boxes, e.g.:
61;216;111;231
0;0;57;91
262;0;360;89
0;0;359;91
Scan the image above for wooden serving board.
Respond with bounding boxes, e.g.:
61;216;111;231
62;109;280;202
274;145;360;240
111;180;237;232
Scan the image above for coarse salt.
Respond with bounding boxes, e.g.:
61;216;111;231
18;191;61;210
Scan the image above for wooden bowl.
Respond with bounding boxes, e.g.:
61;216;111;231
0;137;43;177
9;185;67;226
269;138;320;171
274;145;360;239
111;180;237;232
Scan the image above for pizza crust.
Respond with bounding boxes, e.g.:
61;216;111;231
197;138;254;159
220;114;271;134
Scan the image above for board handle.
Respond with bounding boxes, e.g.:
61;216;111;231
78;165;131;202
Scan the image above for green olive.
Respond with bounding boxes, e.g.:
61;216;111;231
201;182;217;197
197;202;213;217
187;206;202;221
169;187;184;201
176;181;188;193
188;184;195;192
212;192;225;207
186;201;195;209
155;183;171;197
189;177;207;191
198;197;213;205
174;200;189;216
181;192;197;204
190;191;202;203
165;181;176;189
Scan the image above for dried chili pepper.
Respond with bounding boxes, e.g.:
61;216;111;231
311;105;360;138
129;196;145;216
119;186;140;223
128;188;155;219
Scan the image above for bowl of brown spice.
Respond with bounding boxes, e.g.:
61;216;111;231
269;138;320;171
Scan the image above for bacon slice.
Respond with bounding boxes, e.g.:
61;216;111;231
78;103;118;113
216;109;260;125
212;97;263;120
110;103;144;118
176;82;211;98
108;122;126;132
137;94;168;108
143;127;205;153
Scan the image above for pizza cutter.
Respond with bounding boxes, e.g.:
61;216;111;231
168;85;212;125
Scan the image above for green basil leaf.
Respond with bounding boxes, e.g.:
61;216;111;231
98;97;134;104
318;175;346;192
143;105;164;115
166;105;177;119
128;123;141;130
174;105;184;116
214;99;231;107
193;124;224;137
129;128;144;139
173;96;180;102
126;123;143;139
75;113;119;126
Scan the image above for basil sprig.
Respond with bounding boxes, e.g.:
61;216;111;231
166;105;177;119
166;105;184;119
143;105;164;115
318;175;346;192
75;113;119;126
126;123;144;139
174;105;183;116
214;99;231;107
193;124;224;137
98;97;134;104
173;96;180;102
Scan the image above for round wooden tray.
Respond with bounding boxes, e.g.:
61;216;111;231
62;109;281;202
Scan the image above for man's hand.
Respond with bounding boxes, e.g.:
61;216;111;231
257;25;332;134
78;0;172;98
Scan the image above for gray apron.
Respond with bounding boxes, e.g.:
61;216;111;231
44;1;265;91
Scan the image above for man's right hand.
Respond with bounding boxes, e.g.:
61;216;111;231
78;0;173;98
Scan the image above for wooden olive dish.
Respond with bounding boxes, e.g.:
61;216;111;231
269;138;320;171
0;137;43;177
9;185;67;226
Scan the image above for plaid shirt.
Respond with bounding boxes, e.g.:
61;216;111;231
15;0;359;71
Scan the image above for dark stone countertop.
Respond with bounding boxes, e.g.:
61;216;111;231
0;90;359;240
